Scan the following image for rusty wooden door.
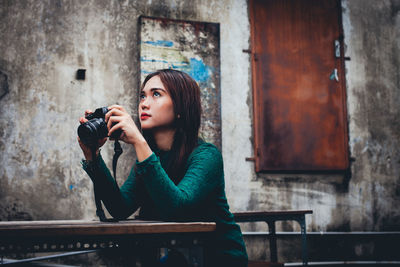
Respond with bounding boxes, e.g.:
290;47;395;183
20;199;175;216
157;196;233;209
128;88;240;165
250;0;349;172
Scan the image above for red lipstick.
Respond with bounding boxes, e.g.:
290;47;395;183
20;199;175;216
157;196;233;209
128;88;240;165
140;113;151;120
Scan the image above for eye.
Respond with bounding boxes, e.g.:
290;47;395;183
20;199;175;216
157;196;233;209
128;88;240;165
153;91;161;97
139;93;146;100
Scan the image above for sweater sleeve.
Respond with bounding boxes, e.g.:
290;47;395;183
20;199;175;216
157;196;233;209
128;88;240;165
136;143;224;219
82;154;142;219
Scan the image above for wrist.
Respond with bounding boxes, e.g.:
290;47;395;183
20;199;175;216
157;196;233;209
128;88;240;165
84;149;100;161
133;139;153;162
130;135;147;146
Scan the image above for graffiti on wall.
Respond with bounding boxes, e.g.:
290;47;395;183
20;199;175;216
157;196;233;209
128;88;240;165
139;16;221;149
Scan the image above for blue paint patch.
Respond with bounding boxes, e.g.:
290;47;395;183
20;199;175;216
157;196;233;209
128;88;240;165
168;58;214;83
69;184;74;190
171;61;190;69
189;58;211;82
141;57;214;84
143;40;174;47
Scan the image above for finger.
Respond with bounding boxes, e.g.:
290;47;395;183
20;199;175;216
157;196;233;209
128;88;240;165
108;104;123;110
108;105;126;115
108;121;123;139
84;109;93;117
105;108;124;122
79;117;88;124
107;115;123;131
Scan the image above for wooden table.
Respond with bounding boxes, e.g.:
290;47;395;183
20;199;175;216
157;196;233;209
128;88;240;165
0;219;216;266
234;210;313;266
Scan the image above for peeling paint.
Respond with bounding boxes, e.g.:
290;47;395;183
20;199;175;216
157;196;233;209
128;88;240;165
139;16;221;148
143;40;174;47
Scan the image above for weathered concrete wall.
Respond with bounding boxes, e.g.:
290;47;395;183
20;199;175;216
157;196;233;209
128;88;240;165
343;0;400;231
0;0;141;220
0;0;399;261
236;0;400;234
0;0;251;220
239;0;400;261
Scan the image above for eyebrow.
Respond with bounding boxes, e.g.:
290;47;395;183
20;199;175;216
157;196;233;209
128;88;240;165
141;87;167;93
151;87;166;92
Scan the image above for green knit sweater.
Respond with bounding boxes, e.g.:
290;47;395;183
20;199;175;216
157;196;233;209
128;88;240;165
82;139;248;266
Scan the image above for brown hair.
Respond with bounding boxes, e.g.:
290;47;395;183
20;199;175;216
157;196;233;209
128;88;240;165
140;69;202;184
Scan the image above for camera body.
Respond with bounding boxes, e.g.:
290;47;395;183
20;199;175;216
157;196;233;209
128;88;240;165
77;107;122;147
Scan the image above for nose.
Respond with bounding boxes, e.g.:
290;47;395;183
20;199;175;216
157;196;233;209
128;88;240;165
140;98;149;110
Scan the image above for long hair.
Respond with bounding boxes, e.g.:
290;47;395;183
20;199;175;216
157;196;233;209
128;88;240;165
140;69;202;184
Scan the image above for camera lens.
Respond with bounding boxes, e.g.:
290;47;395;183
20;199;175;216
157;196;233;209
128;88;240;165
77;118;108;147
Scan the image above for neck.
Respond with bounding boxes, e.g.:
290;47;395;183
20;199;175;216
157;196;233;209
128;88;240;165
152;127;176;151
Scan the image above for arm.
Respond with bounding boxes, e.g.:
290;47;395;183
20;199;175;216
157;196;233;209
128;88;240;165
137;143;224;219
78;106;150;219
82;154;143;220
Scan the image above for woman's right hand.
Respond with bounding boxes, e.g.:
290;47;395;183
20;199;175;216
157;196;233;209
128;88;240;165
77;109;107;161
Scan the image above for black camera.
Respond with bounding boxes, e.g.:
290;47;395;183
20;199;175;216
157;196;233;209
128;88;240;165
77;107;122;147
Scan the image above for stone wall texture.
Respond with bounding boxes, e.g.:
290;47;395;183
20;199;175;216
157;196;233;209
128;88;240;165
0;0;399;262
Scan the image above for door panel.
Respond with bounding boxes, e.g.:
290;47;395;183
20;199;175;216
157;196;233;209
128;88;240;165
250;0;349;171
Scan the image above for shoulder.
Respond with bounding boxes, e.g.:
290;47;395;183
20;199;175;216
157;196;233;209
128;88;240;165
187;139;223;166
184;139;224;186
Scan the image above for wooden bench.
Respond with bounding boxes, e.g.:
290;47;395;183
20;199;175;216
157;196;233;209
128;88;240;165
233;210;313;266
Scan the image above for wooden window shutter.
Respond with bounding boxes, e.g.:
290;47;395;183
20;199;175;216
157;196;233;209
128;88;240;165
250;0;349;172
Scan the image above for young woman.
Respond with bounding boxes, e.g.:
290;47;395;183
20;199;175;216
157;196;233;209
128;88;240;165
78;69;248;266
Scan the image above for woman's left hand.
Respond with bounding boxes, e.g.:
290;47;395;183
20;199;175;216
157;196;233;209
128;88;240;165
105;105;144;145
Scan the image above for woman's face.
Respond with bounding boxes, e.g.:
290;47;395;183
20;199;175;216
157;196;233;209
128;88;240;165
139;75;175;131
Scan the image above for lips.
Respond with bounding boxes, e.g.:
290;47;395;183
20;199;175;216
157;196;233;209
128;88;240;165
140;113;151;120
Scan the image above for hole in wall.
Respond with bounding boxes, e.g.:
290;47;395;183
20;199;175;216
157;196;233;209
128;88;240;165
76;69;86;80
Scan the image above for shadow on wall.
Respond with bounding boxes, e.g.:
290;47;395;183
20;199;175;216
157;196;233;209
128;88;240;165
0;70;9;100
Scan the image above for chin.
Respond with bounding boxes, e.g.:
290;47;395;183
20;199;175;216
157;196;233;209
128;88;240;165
140;123;152;130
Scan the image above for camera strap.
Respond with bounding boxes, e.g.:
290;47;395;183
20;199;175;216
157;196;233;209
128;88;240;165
93;140;123;222
112;140;123;181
